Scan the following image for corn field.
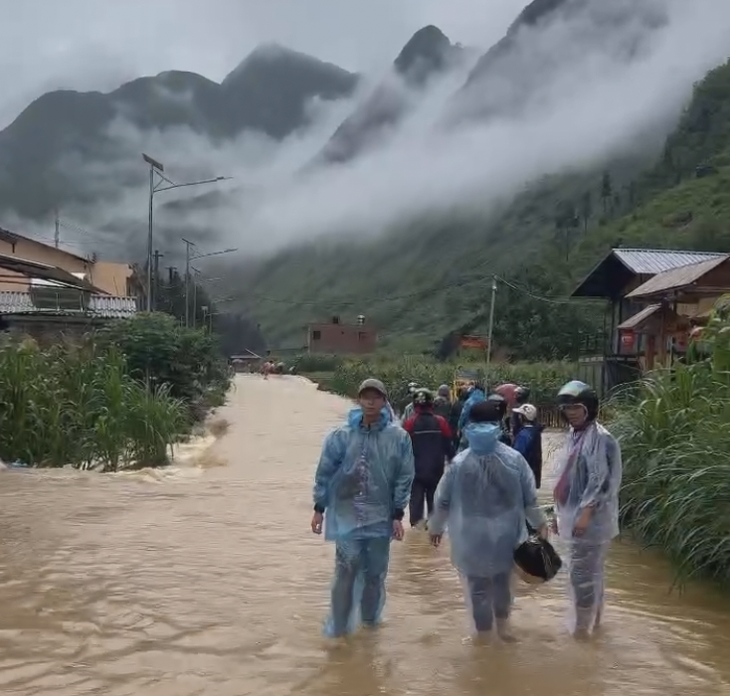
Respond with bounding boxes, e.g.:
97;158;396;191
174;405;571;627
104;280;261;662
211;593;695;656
329;356;577;412
0;338;186;471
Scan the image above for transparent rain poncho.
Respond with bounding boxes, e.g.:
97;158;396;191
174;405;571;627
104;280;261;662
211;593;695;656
313;406;415;637
429;422;546;633
553;421;622;636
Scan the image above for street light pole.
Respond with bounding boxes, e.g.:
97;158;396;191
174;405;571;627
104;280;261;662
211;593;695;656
182;245;237;328
142;151;231;313
143;153;164;312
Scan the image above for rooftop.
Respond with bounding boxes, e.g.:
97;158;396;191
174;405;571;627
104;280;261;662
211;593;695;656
626;254;730;300
571;248;726;299
0;291;137;319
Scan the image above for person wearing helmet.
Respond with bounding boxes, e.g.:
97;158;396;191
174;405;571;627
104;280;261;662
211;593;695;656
511;403;544;488
510;386;531;438
402;388;453;529
486;393;512;446
554;380;622;639
457;381;486;436
433;384;452;420
429;399;547;642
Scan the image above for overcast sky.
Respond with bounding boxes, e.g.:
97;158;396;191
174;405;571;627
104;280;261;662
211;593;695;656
0;0;526;128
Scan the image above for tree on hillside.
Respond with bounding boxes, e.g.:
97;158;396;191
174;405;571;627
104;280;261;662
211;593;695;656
600;171;613;214
579;190;592;234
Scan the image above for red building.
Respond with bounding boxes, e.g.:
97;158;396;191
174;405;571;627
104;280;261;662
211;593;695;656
307;315;377;355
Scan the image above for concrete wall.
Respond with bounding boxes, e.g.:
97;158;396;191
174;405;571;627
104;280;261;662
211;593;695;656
307;322;377;354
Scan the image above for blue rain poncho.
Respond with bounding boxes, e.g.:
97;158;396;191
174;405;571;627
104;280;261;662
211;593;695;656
313;406;415;637
429;422;546;579
553;421;622;636
457;387;486;432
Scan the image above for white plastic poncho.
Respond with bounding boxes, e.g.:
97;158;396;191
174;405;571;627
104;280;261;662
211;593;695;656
553;421;622;635
430;422;546;579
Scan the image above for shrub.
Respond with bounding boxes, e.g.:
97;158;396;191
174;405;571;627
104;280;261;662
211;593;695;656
96;312;231;422
0;339;185;471
610;310;730;585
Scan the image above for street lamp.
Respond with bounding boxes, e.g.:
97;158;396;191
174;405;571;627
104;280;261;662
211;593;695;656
182;239;238;327
142;152;231;312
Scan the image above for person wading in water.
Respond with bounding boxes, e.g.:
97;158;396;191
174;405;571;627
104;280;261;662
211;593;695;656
553;380;622;640
311;378;415;638
402;388;453;529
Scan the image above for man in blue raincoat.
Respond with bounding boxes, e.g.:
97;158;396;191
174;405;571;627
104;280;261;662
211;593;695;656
311;378;415;638
457;382;486;438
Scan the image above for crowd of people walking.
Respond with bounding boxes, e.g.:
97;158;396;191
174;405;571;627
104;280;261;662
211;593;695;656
310;375;622;642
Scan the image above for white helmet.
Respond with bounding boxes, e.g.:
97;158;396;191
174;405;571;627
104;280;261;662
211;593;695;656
513;403;538;421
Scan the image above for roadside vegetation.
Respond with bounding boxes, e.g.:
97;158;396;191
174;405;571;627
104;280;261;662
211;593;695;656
0;313;231;472
611;299;730;585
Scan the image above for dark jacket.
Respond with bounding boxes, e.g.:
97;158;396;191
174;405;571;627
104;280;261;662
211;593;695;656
433;396;452;420
402;407;453;483
512;422;544;488
449;397;466;438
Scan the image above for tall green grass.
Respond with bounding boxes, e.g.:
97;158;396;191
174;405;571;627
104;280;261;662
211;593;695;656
0;338;185;471
611;318;730;585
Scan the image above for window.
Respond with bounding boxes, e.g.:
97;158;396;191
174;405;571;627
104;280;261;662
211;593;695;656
358;331;367;340
312;330;321;340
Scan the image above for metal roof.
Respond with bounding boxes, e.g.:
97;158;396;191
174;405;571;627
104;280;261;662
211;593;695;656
612;248;725;275
626;254;730;299
616;303;661;330
571;248;727;299
0;253;101;292
0;291;137;318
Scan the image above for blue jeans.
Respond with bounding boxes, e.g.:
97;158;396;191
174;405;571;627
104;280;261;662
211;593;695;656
330;537;391;637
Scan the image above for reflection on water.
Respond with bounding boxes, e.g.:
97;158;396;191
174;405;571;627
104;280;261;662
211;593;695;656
0;375;729;695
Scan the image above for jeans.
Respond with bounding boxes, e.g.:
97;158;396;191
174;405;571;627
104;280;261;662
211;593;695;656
330;537;391;637
466;573;512;632
409;479;437;526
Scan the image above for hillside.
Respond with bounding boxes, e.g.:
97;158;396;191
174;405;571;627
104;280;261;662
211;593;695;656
234;58;730;359
0;46;358;220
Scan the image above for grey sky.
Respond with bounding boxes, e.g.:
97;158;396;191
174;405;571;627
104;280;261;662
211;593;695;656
0;0;526;128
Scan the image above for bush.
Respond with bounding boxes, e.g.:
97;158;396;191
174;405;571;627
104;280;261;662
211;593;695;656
329;356;575;411
96;312;231;422
610;310;730;585
0;339;185;471
290;353;344;373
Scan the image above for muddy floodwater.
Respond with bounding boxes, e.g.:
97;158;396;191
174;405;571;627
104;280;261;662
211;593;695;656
1;375;729;695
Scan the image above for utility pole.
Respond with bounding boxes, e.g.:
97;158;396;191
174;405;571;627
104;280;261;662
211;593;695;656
192;269;198;329
485;276;498;369
182;238;195;327
152;249;163;311
54;209;60;248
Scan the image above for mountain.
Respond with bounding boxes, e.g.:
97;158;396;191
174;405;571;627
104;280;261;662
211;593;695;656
316;25;465;165
0;46;358;219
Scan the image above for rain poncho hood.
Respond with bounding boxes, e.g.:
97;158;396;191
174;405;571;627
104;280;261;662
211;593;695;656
430;441;543;577
553;422;622;543
457;388;486;431
462;422;501;456
313;407;415;542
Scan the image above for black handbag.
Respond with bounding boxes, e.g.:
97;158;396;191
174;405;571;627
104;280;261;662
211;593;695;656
513;536;562;584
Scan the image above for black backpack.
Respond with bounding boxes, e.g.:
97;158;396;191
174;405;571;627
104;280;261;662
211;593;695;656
513;536;562;584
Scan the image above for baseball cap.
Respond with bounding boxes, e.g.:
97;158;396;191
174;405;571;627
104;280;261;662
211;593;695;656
513;403;538;421
358;378;387;398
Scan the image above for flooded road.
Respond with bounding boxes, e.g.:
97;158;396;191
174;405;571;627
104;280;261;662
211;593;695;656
1;374;729;695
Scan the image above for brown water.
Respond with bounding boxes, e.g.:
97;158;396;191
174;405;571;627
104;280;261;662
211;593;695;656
1;374;729;696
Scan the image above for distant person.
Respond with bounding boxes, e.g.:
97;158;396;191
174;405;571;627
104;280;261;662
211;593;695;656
511;403;544;488
429;400;547;642
433;384;452;420
402;388;453;528
400;382;420;423
511;386;531;439
311;378;414;638
449;387;468;451
553;380;622;640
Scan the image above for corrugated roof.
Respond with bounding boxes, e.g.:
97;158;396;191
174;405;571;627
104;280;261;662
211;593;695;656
613;248;725;275
626;255;730;299
617;303;661;330
0;291;137;318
